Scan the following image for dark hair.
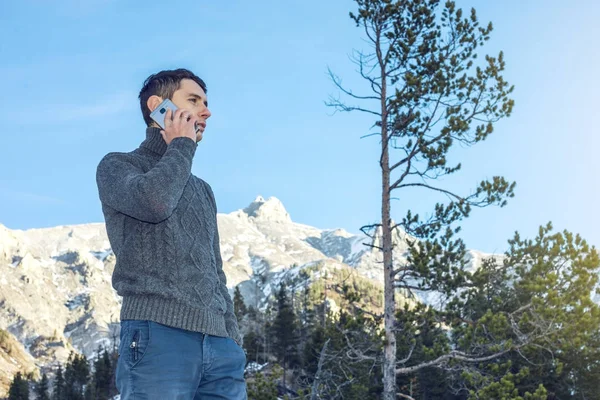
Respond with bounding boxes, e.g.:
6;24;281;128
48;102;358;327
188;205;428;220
138;68;207;126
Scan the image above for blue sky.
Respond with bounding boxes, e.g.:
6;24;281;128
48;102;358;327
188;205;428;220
0;0;598;254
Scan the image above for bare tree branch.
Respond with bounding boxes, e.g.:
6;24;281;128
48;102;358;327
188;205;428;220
394;282;433;292
352;50;383;96
326;95;383;116
328;67;381;101
390;182;463;199
396;347;514;375
360;223;382;239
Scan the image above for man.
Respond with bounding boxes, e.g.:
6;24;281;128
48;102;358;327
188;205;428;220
96;68;247;399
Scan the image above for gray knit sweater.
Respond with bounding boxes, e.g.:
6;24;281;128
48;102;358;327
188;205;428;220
96;127;241;346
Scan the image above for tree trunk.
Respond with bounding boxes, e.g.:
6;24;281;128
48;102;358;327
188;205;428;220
311;339;330;400
380;53;396;400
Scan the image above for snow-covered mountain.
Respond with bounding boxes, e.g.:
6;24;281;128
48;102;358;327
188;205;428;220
0;195;499;397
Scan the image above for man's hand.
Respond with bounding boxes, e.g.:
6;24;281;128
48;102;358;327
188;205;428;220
160;108;199;145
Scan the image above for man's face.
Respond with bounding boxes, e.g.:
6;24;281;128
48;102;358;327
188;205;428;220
170;78;212;142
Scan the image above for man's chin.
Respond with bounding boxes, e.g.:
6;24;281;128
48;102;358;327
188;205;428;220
195;133;204;142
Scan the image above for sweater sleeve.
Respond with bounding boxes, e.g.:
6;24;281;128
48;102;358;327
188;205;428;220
205;184;243;347
214;227;243;347
96;137;196;223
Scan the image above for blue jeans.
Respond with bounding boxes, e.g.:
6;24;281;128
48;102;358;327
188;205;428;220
116;319;247;399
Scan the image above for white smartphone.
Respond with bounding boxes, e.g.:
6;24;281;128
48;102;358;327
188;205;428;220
149;99;178;129
150;99;199;132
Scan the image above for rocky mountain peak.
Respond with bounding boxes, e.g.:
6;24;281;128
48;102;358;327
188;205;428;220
243;195;291;223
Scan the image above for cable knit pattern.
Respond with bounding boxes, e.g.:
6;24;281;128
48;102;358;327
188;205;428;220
95;127;242;346
178;179;219;310
164;217;177;285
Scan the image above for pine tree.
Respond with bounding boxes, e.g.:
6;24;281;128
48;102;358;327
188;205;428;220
328;1;515;397
64;351;90;400
303;324;326;377
263;305;274;365
242;305;270;365
271;283;300;391
8;371;29;400
242;330;264;364
92;346;113;400
395;304;457;399
298;270;317;365
52;365;65;400
34;373;50;400
446;224;600;398
83;381;95;400
233;286;247;321
108;348;119;398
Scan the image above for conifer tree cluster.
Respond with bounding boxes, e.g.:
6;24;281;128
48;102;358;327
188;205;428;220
8;346;118;400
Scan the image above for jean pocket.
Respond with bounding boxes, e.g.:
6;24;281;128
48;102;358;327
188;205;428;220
228;337;247;363
124;320;151;369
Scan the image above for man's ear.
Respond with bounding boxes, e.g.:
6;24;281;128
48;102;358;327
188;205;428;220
147;95;163;113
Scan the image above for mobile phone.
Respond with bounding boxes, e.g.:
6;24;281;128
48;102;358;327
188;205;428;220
150;99;199;132
150;99;178;129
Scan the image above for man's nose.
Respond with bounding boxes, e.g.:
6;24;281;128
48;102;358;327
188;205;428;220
199;107;211;119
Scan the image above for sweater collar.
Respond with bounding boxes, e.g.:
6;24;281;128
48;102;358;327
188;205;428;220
140;127;167;156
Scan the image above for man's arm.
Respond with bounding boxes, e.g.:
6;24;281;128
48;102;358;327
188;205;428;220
96;137;196;223
205;183;243;346
214;227;243;347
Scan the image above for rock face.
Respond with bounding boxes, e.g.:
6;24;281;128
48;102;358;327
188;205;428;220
0;195;501;396
0;222;120;397
0;328;39;397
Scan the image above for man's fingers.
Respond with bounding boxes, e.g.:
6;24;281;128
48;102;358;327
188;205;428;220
172;108;184;122
160;106;196;141
164;108;173;126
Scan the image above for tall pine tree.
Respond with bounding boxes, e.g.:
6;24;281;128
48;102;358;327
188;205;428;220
298;269;318;365
64;351;90;400
51;365;65;400
271;283;300;390
34;373;50;400
233;286;247;322
8;372;29;400
328;1;515;397
91;346;113;400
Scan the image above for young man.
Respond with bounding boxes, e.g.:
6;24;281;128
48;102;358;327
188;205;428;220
96;69;247;399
